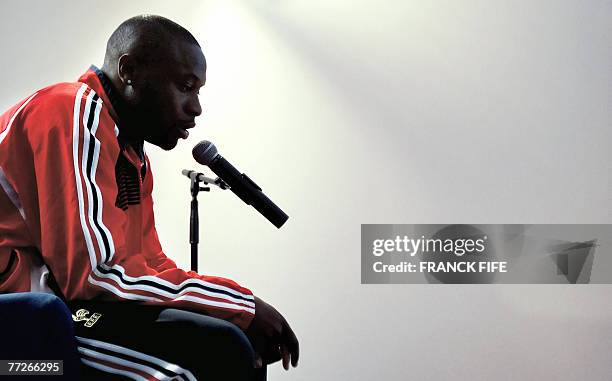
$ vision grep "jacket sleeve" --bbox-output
[29,84,255,330]
[139,175,179,273]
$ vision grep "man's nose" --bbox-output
[186,96,202,117]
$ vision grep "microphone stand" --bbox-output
[183,169,228,272]
[190,176,209,272]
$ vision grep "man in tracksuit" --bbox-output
[0,15,298,380]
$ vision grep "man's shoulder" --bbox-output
[19,81,113,130]
[1,82,76,124]
[28,81,86,114]
[7,80,118,149]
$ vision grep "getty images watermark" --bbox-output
[361,225,612,284]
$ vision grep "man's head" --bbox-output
[102,15,206,150]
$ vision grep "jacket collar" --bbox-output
[78,66,144,159]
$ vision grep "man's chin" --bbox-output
[147,137,179,151]
[160,140,179,151]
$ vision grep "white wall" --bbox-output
[1,1,611,380]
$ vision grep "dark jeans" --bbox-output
[0,292,81,380]
[69,300,267,381]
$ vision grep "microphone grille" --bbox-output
[192,140,218,165]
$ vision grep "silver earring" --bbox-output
[127,79,132,85]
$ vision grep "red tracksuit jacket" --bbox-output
[0,67,255,329]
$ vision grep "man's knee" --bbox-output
[157,309,257,376]
[0,293,72,330]
[215,319,255,361]
[159,309,252,350]
[37,294,74,329]
[169,311,254,360]
[208,320,257,379]
[0,293,79,364]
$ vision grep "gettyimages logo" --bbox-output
[372,235,487,257]
[361,224,607,284]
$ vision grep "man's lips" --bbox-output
[177,122,196,139]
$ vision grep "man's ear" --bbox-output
[116,54,141,104]
[117,54,136,87]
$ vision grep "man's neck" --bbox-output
[95,66,144,151]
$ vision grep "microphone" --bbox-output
[192,140,289,228]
